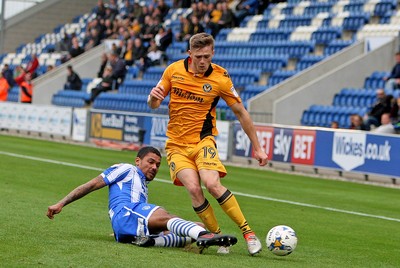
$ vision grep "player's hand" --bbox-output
[254,150,268,166]
[150,85,165,101]
[47,203,63,219]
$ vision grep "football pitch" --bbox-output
[0,134,399,268]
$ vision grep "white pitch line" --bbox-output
[2,150,400,223]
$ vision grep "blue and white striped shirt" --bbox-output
[101,163,149,217]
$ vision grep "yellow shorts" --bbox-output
[165,136,227,186]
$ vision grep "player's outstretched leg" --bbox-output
[196,231,237,248]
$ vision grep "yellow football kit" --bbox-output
[157,57,242,185]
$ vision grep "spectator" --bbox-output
[108,51,127,90]
[349,114,368,131]
[64,65,82,91]
[131,37,148,71]
[15,72,33,103]
[46,65,55,73]
[140,15,159,42]
[330,121,339,129]
[25,53,39,78]
[187,2,206,21]
[383,52,400,90]
[103,18,116,39]
[393,96,400,123]
[87,66,114,104]
[0,72,10,101]
[219,2,236,29]
[388,94,399,122]
[156,0,170,21]
[62,37,84,63]
[119,0,134,19]
[56,34,72,53]
[364,89,391,129]
[1,64,15,87]
[13,65,25,81]
[175,15,192,42]
[188,15,205,37]
[132,1,144,23]
[122,38,134,66]
[129,18,142,38]
[234,0,260,26]
[204,2,222,37]
[84,28,102,51]
[154,26,172,52]
[97,53,108,78]
[145,39,164,69]
[104,4,117,22]
[207,2,235,37]
[371,113,395,134]
[94,0,106,19]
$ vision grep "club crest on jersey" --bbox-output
[203,83,212,92]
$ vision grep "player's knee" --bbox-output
[185,183,204,197]
[203,178,223,195]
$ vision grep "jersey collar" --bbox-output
[184,57,213,77]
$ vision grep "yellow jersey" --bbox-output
[158,57,241,144]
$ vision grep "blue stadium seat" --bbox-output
[342,12,370,31]
[142,66,165,80]
[311,26,342,45]
[324,40,353,55]
[51,89,90,108]
[126,66,140,80]
[119,80,158,95]
[268,70,298,86]
[296,55,326,70]
[373,0,396,16]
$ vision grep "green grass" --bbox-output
[1,134,399,267]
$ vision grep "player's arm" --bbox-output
[46,175,106,219]
[230,102,268,166]
[147,84,165,109]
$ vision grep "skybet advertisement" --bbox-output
[233,122,399,178]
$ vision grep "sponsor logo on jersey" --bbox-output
[172,87,205,103]
[172,75,184,81]
[203,83,212,92]
[223,71,230,78]
[170,162,175,171]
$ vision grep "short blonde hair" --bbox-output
[189,33,214,51]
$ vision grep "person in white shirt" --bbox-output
[372,113,395,134]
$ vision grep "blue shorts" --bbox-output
[111,203,159,243]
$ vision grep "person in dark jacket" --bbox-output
[64,65,82,90]
[383,52,400,90]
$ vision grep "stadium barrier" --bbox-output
[0,102,88,141]
[1,104,398,184]
[232,122,399,184]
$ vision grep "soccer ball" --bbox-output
[266,225,298,256]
